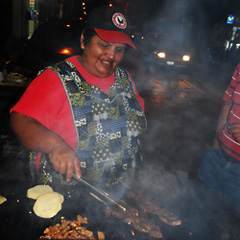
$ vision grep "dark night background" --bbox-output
[1,1,240,240]
[1,0,240,53]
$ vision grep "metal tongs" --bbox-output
[72,174,129,212]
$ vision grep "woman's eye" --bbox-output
[100,43,109,48]
[116,48,124,53]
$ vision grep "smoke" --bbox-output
[125,0,235,176]
[120,0,227,220]
[119,3,240,239]
[137,164,195,205]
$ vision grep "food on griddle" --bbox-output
[105,205,138,220]
[27,184,54,200]
[126,189,182,226]
[132,217,163,238]
[105,206,163,238]
[156,208,182,226]
[105,206,139,225]
[33,192,64,218]
[40,215,105,239]
[0,195,7,204]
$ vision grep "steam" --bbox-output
[122,0,236,220]
[137,164,194,205]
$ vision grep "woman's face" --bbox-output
[80,35,126,78]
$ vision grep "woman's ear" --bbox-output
[80,33,85,49]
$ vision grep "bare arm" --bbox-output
[212,101,231,148]
[10,111,81,181]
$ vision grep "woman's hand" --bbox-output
[228,123,240,142]
[10,111,81,181]
[48,145,81,182]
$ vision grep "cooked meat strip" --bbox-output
[126,189,182,226]
[105,206,163,238]
[156,208,182,226]
[105,206,138,220]
[133,217,163,238]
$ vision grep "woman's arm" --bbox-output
[10,111,81,181]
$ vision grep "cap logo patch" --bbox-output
[112,12,127,29]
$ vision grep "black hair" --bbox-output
[82,28,97,46]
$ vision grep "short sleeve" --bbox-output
[223,64,240,104]
[11,68,67,130]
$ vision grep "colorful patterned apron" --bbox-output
[30,60,147,186]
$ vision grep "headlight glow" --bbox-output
[157,52,166,58]
[183,55,190,61]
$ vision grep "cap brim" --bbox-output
[94,28,136,50]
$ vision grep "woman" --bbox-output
[10,6,147,187]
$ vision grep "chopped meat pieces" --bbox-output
[40,215,105,239]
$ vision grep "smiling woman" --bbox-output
[10,5,147,188]
[79,35,126,78]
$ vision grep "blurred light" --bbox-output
[66,24,71,27]
[84,11,87,15]
[109,3,113,7]
[82,2,85,5]
[227,14,234,24]
[83,6,86,9]
[182,55,190,61]
[225,40,230,51]
[58,48,73,55]
[157,52,166,58]
[131,34,135,38]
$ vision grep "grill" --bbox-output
[1,179,240,240]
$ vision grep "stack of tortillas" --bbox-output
[27,185,64,218]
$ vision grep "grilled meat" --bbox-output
[126,189,182,226]
[105,206,163,238]
[133,217,163,238]
[40,215,105,239]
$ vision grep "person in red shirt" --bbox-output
[10,6,147,186]
[198,63,240,214]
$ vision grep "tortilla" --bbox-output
[0,195,7,205]
[27,185,53,200]
[33,192,64,218]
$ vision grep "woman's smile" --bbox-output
[80,35,126,78]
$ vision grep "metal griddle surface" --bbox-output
[1,180,240,240]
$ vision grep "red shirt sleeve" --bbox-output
[10,68,77,149]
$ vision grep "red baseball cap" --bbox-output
[85,6,136,49]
